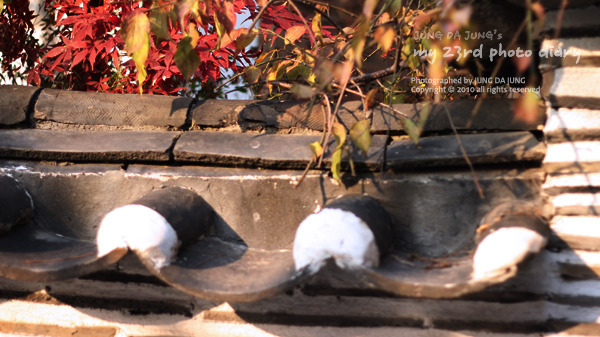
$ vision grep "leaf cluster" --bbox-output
[251,0,439,183]
[0,0,43,84]
[20,0,261,96]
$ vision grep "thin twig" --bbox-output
[382,27,405,175]
[332,76,348,121]
[296,94,330,187]
[348,53,427,84]
[295,157,315,188]
[350,64,399,83]
[332,83,412,120]
[441,104,485,199]
[465,17,528,128]
[525,0,534,80]
[349,79,366,115]
[379,102,412,119]
[268,80,293,88]
[320,95,329,145]
[553,0,568,40]
[318,93,334,168]
[287,0,317,46]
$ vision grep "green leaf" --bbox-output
[402,118,421,145]
[403,37,422,70]
[350,120,371,156]
[332,122,347,146]
[243,66,261,84]
[169,6,179,27]
[174,36,201,80]
[331,122,347,184]
[290,84,315,100]
[331,146,343,184]
[406,55,421,70]
[236,30,257,53]
[275,60,289,80]
[314,60,334,86]
[150,6,172,42]
[401,37,416,61]
[389,0,402,15]
[309,141,323,158]
[402,104,430,145]
[286,64,312,80]
[418,102,431,128]
[350,18,369,66]
[421,38,432,51]
[390,93,405,104]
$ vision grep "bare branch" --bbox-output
[349,64,399,84]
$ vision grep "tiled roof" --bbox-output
[0,84,551,303]
[2,3,600,332]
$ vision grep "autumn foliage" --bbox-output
[0,0,42,84]
[11,0,263,95]
[2,0,435,98]
[2,0,433,98]
[1,0,544,182]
